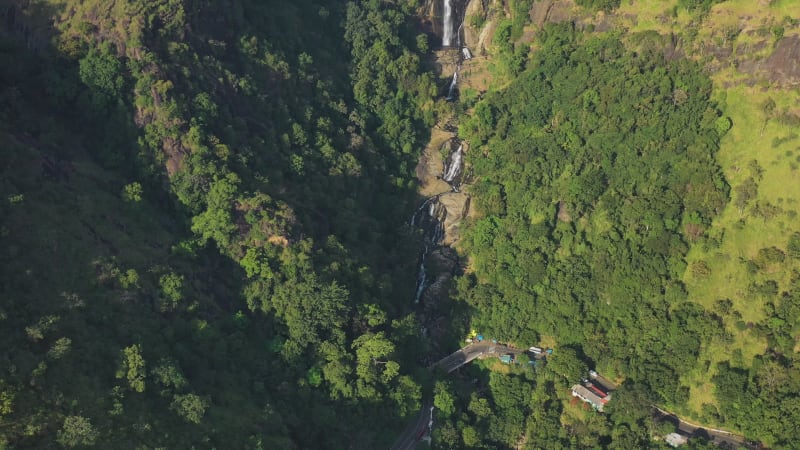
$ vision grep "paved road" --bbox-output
[390,343,526,449]
[652,407,756,449]
[391,344,758,449]
[592,378,751,448]
[390,402,433,450]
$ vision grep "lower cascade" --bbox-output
[445,71,458,101]
[442,142,464,186]
[410,195,447,303]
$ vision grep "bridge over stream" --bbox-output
[390,343,525,450]
[430,341,524,373]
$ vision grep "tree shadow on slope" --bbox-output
[0,3,301,448]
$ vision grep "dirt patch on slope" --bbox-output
[530,0,576,27]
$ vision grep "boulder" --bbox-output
[421,247,459,306]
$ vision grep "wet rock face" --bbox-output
[698,34,800,87]
[419,0,469,49]
[422,0,441,17]
[428,246,459,274]
[411,191,469,247]
[421,246,459,306]
[415,130,457,197]
[411,134,470,307]
[409,189,469,311]
[441,139,464,185]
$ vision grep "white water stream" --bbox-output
[442,0,454,46]
[442,143,463,183]
[445,71,458,101]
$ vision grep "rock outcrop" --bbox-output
[463,0,485,50]
[415,129,456,197]
[758,35,800,87]
[463,0,499,55]
[438,192,470,246]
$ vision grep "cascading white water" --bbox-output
[413,249,428,304]
[410,195,448,304]
[442,0,454,47]
[424,405,435,443]
[411,0,472,305]
[456,7,465,48]
[431,220,444,244]
[410,197,435,226]
[442,144,463,183]
[426,198,446,244]
[445,72,458,100]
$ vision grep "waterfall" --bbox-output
[445,71,458,101]
[442,0,454,47]
[462,47,472,60]
[423,405,435,443]
[456,7,465,48]
[425,198,446,244]
[413,249,428,304]
[410,197,435,226]
[410,195,448,304]
[442,144,463,183]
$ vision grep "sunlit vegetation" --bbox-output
[3,0,799,448]
[439,2,800,444]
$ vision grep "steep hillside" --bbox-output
[0,1,439,448]
[3,0,798,448]
[429,0,800,448]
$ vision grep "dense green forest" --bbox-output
[460,24,730,398]
[441,17,800,449]
[3,0,800,448]
[0,0,438,448]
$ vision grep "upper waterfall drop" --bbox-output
[442,0,454,47]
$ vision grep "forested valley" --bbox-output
[1,0,438,448]
[2,0,800,449]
